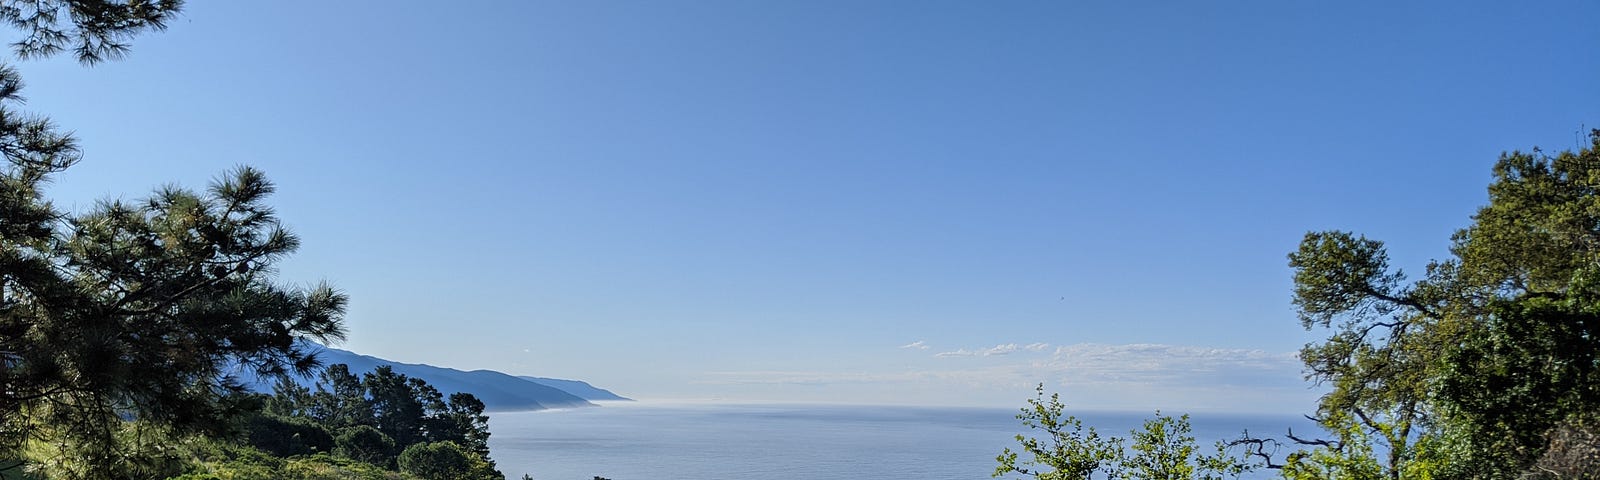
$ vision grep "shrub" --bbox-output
[333,425,396,466]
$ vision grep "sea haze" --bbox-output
[488,403,1318,480]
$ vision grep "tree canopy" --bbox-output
[1,0,184,64]
[996,131,1600,480]
[994,385,1254,480]
[0,80,348,472]
[0,2,360,476]
[254,363,501,479]
[1285,130,1600,478]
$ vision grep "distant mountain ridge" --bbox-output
[241,344,630,411]
[516,376,632,401]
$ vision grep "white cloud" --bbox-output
[935,342,1051,357]
[983,343,1020,356]
[1045,343,1301,389]
[899,340,930,350]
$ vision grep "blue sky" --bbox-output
[15,1,1600,412]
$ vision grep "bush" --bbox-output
[333,425,396,466]
[398,442,471,478]
[246,414,335,457]
[398,441,502,480]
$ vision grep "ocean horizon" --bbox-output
[488,401,1320,480]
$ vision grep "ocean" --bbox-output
[486,402,1317,480]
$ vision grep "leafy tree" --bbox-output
[1125,413,1195,479]
[397,441,500,480]
[995,385,1255,480]
[440,391,492,456]
[260,362,501,476]
[1286,130,1600,477]
[995,385,1123,479]
[333,424,396,466]
[398,441,471,479]
[1124,412,1252,480]
[1276,411,1386,480]
[309,363,376,430]
[244,412,334,457]
[364,366,427,447]
[267,376,317,419]
[410,379,491,455]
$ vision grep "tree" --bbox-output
[364,366,426,447]
[1,0,185,65]
[1286,230,1440,478]
[1286,130,1600,477]
[244,412,334,457]
[995,385,1123,479]
[333,424,395,466]
[260,362,501,475]
[0,157,348,474]
[1125,413,1233,480]
[1276,411,1387,480]
[398,441,501,480]
[440,391,492,456]
[994,385,1255,480]
[308,363,374,430]
[0,3,351,474]
[1,108,346,476]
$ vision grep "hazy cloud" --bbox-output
[935,342,1051,357]
[699,342,1312,411]
[1046,343,1300,388]
[899,340,930,350]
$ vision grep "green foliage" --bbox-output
[0,0,184,64]
[1285,130,1600,477]
[18,420,193,480]
[398,442,469,479]
[1124,413,1249,480]
[1126,413,1193,479]
[0,9,352,469]
[266,363,497,466]
[397,441,500,480]
[995,385,1256,480]
[0,156,349,472]
[0,4,511,479]
[248,364,501,477]
[244,413,334,457]
[439,392,493,456]
[364,366,428,447]
[333,425,396,467]
[0,34,347,471]
[184,451,416,480]
[1276,412,1386,480]
[309,364,376,430]
[995,385,1122,479]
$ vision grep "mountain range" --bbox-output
[242,344,631,411]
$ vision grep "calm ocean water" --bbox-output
[486,403,1317,480]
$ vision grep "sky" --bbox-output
[12,1,1600,412]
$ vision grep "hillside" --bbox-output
[241,344,629,411]
[518,376,633,401]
